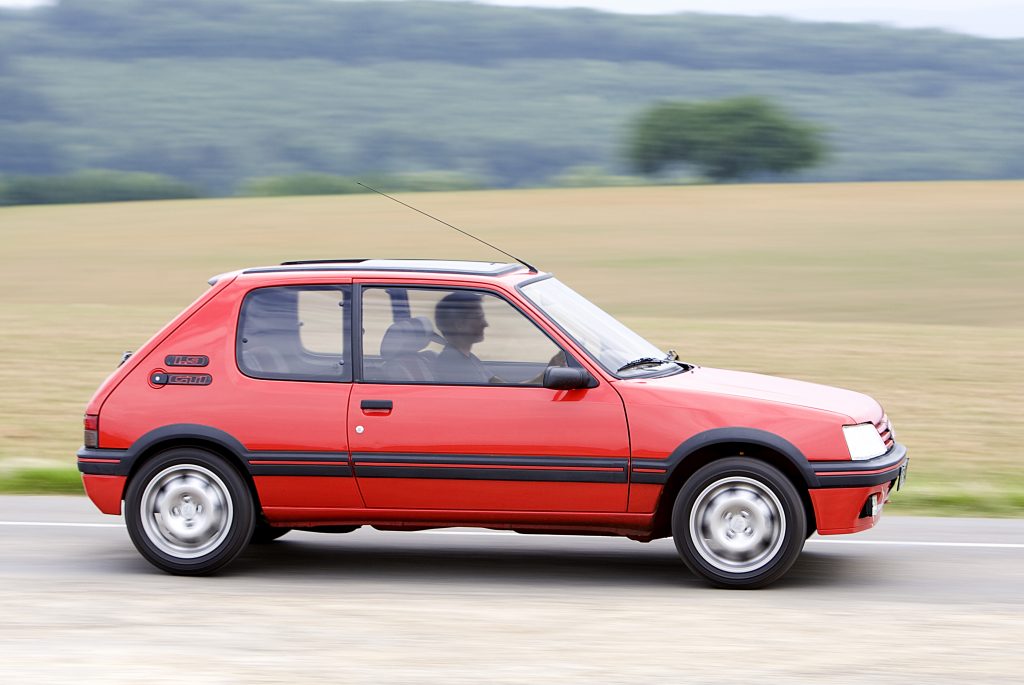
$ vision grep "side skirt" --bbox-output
[261,507,655,537]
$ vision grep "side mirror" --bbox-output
[543,366,597,390]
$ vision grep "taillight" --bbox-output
[84,414,99,448]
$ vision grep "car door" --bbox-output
[233,283,361,510]
[347,282,630,512]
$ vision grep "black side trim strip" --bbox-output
[249,464,353,477]
[629,459,671,485]
[355,466,625,483]
[352,452,628,483]
[352,453,627,469]
[247,451,350,462]
[83,425,630,483]
[246,450,353,477]
[79,426,356,478]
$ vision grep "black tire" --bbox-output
[124,448,255,575]
[672,457,806,589]
[250,521,291,544]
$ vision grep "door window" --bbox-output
[361,287,565,385]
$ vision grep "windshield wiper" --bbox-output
[617,357,671,373]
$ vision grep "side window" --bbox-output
[362,287,565,385]
[238,285,351,382]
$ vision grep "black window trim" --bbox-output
[235,283,353,384]
[354,282,593,389]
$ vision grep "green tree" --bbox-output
[627,97,826,181]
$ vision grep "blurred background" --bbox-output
[2,2,1024,683]
[2,0,1024,196]
[1,0,1022,516]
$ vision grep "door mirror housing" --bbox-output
[543,366,597,390]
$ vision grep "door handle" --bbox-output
[361,399,393,414]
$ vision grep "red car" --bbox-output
[78,259,907,588]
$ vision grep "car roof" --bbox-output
[241,259,529,277]
[213,259,551,288]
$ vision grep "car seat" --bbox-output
[379,316,442,382]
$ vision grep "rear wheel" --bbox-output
[125,448,254,575]
[672,458,806,589]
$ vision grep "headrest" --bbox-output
[380,316,441,358]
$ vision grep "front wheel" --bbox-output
[124,448,255,575]
[672,458,806,589]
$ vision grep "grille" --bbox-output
[875,414,895,450]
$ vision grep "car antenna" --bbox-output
[356,182,538,273]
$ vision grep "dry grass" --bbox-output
[2,181,1022,513]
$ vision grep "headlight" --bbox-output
[842,423,887,460]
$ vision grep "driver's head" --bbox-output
[435,292,488,347]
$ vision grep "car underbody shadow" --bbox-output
[222,531,865,590]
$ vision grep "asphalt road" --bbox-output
[1,496,1022,683]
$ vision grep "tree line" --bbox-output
[1,0,1021,191]
[0,97,826,204]
[6,0,1023,79]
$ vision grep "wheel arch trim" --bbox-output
[631,427,820,488]
[79,424,252,476]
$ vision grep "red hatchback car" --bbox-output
[78,259,907,588]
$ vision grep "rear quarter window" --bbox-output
[237,285,351,382]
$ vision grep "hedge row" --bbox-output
[0,170,201,205]
[0,170,489,205]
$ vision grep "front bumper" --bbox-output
[810,442,908,488]
[808,443,908,535]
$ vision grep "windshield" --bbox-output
[521,277,677,377]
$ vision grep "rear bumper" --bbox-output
[78,447,129,515]
[809,444,908,535]
[77,447,131,476]
[81,474,126,515]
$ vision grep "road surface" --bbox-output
[1,496,1022,683]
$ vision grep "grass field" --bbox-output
[2,181,1022,515]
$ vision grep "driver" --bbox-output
[434,292,492,383]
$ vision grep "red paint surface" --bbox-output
[81,265,900,541]
[82,475,125,515]
[615,371,872,464]
[809,484,891,535]
[628,483,662,513]
[347,330,629,510]
[254,476,364,509]
[356,478,627,512]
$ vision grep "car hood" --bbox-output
[638,366,883,424]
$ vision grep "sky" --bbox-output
[474,1,1024,39]
[2,0,1022,39]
